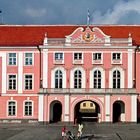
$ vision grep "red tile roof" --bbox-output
[0,25,140,46]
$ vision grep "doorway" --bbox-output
[113,101,125,123]
[50,101,62,123]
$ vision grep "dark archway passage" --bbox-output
[50,101,62,123]
[113,101,125,123]
[74,100,100,123]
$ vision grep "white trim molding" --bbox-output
[131,95,137,122]
[90,67,105,88]
[18,52,23,94]
[38,94,44,122]
[70,66,85,88]
[51,66,66,88]
[64,95,70,122]
[43,49,48,88]
[105,95,110,122]
[109,66,124,88]
[128,49,133,88]
[0,52,6,94]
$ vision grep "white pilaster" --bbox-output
[128,49,133,88]
[43,49,48,88]
[64,95,69,121]
[105,95,110,122]
[131,95,137,122]
[38,94,44,122]
[18,52,23,94]
[0,53,6,94]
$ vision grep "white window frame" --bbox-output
[113,70,121,89]
[7,100,17,117]
[23,100,34,117]
[8,53,17,66]
[111,52,122,64]
[24,52,34,66]
[90,67,105,89]
[74,70,82,88]
[54,70,63,88]
[109,67,124,88]
[7,74,17,90]
[70,67,85,88]
[93,70,102,89]
[51,67,66,88]
[53,52,64,64]
[73,52,83,64]
[24,74,34,90]
[92,52,103,64]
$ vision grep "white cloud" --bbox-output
[92,0,140,24]
[25,8,47,18]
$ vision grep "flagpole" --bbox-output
[0,10,3,24]
[87,9,90,27]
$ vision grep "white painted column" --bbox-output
[131,95,137,122]
[18,52,23,94]
[0,53,6,94]
[64,95,70,122]
[128,49,133,88]
[105,95,110,122]
[38,94,44,122]
[43,49,48,88]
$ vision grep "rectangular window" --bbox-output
[8,53,16,65]
[55,53,63,60]
[24,102,32,116]
[93,53,101,60]
[8,75,16,90]
[8,101,16,116]
[25,53,33,65]
[74,53,82,60]
[112,53,121,60]
[25,75,33,90]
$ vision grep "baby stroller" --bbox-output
[66,131,75,140]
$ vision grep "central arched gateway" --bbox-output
[74,100,100,123]
[50,101,62,123]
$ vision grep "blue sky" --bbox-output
[0,0,140,25]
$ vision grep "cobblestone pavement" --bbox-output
[0,123,140,140]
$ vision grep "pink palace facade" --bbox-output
[0,25,140,123]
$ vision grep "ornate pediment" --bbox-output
[65,27,110,45]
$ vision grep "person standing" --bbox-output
[62,126,67,140]
[78,122,83,138]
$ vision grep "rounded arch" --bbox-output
[90,67,105,88]
[51,66,66,88]
[70,66,85,88]
[109,66,124,88]
[71,97,104,122]
[113,100,125,123]
[49,100,62,123]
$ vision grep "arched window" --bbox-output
[74,70,82,88]
[8,101,16,116]
[113,70,121,88]
[24,101,33,116]
[55,70,63,88]
[94,70,101,88]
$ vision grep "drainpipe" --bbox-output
[37,45,42,88]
